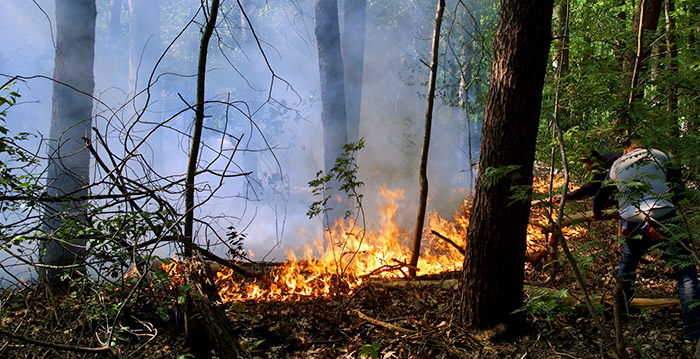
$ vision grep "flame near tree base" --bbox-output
[164,178,583,303]
[215,185,470,302]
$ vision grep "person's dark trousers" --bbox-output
[617,210,700,339]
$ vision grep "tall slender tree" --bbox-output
[342,0,366,143]
[460,0,553,330]
[41,0,97,284]
[127,0,161,96]
[409,0,445,278]
[617,0,663,130]
[315,0,349,223]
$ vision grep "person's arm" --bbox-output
[565,181,601,201]
[564,171,607,201]
[667,161,685,203]
[592,173,615,219]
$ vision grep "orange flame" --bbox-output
[211,177,585,302]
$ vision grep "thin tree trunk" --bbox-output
[616,0,663,130]
[664,0,679,138]
[108,0,123,35]
[127,0,161,95]
[343,0,366,143]
[184,1,220,357]
[408,0,445,278]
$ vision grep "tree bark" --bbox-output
[184,1,220,356]
[342,0,366,143]
[663,0,679,137]
[41,0,96,284]
[460,0,553,330]
[315,0,348,173]
[315,0,349,223]
[408,0,445,278]
[617,0,663,130]
[184,259,244,359]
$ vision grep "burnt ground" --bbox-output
[1,217,699,358]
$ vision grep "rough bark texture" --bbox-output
[41,0,96,282]
[342,0,366,143]
[184,260,244,359]
[460,0,553,330]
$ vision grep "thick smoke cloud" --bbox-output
[0,0,481,276]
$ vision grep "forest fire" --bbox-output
[209,177,585,303]
[214,185,469,302]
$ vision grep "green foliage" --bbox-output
[480,165,521,188]
[245,339,265,353]
[514,288,574,323]
[0,85,41,213]
[307,139,365,220]
[358,342,381,359]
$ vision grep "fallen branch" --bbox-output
[355,309,415,334]
[192,245,275,287]
[430,230,465,255]
[367,279,681,312]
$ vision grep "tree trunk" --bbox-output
[315,0,349,223]
[664,0,679,138]
[553,0,571,129]
[127,0,161,95]
[408,0,445,278]
[184,259,244,359]
[460,0,553,330]
[108,0,123,36]
[41,0,96,284]
[184,1,220,356]
[342,0,366,143]
[617,0,663,130]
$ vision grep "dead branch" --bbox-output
[367,279,681,312]
[191,244,275,287]
[430,230,465,255]
[355,308,482,356]
[0,326,120,358]
[355,309,415,334]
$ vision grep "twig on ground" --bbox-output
[0,326,121,358]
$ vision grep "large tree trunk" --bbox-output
[315,0,349,223]
[41,0,96,284]
[315,0,348,174]
[460,0,553,330]
[342,0,366,143]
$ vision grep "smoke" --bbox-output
[0,0,485,277]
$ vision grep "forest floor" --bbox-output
[1,214,699,358]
